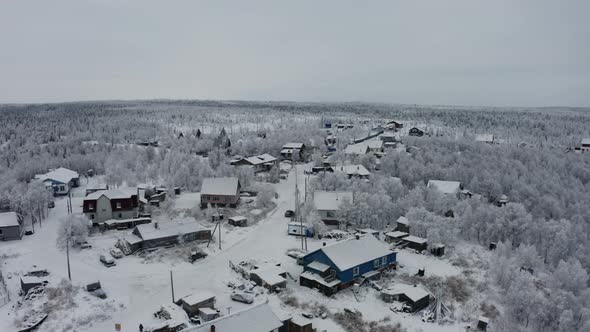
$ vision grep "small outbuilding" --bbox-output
[20,276,48,294]
[396,216,410,233]
[408,127,425,137]
[381,283,430,312]
[402,235,428,252]
[384,231,408,243]
[430,243,445,256]
[176,292,216,317]
[228,216,248,227]
[0,211,23,241]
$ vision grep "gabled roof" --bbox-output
[134,222,206,241]
[397,216,409,225]
[35,167,78,184]
[186,303,282,332]
[403,235,427,244]
[0,212,19,227]
[243,153,277,165]
[382,283,429,302]
[427,180,461,195]
[283,142,305,149]
[344,143,369,155]
[313,191,353,211]
[201,177,239,196]
[331,165,370,177]
[310,235,392,271]
[85,188,136,200]
[582,138,590,145]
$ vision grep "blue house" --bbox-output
[300,235,397,295]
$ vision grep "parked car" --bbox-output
[110,248,124,259]
[99,254,116,267]
[230,291,254,304]
[80,241,92,249]
[48,201,55,209]
[284,210,295,218]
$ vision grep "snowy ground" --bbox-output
[0,165,475,332]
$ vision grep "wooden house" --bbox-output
[280,143,306,161]
[385,120,403,131]
[83,189,139,226]
[228,216,247,227]
[231,153,278,172]
[126,222,211,252]
[249,263,287,292]
[384,231,408,243]
[300,235,397,295]
[200,177,241,208]
[408,127,425,137]
[396,216,410,233]
[313,191,353,227]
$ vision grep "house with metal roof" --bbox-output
[300,235,397,295]
[200,177,241,208]
[186,303,283,332]
[426,180,462,195]
[34,167,79,196]
[83,189,139,225]
[280,143,306,161]
[231,153,278,172]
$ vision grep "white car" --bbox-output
[100,254,116,267]
[230,291,254,304]
[110,248,124,259]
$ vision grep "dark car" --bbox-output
[284,210,295,218]
[48,201,55,209]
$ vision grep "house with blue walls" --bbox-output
[34,167,80,196]
[299,235,397,295]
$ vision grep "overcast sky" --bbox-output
[1,0,589,107]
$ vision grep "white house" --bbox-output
[426,180,462,195]
[313,191,353,226]
[34,167,79,195]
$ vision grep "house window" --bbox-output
[353,266,359,276]
[116,202,122,209]
[326,211,335,218]
[374,259,380,268]
[382,256,388,265]
[118,213,122,218]
[90,214,94,219]
[88,204,94,211]
[59,185,65,191]
[0,229,3,235]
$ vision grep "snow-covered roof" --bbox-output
[20,276,47,284]
[357,228,379,234]
[307,261,331,273]
[0,211,19,227]
[582,138,590,145]
[397,216,409,225]
[314,234,392,271]
[403,235,428,245]
[85,188,136,200]
[300,271,341,287]
[242,153,277,166]
[252,265,286,286]
[344,143,369,155]
[198,307,217,315]
[283,142,304,149]
[134,222,207,241]
[186,303,282,332]
[313,191,353,211]
[427,180,461,195]
[475,134,494,143]
[366,140,383,149]
[229,216,247,222]
[385,231,408,238]
[35,167,78,184]
[331,165,370,177]
[200,177,239,196]
[103,217,150,226]
[382,283,429,302]
[179,291,215,306]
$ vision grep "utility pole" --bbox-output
[170,270,175,303]
[66,237,72,281]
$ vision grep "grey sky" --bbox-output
[1,0,589,106]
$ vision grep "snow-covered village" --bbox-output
[1,2,590,332]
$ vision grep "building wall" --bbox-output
[0,225,22,241]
